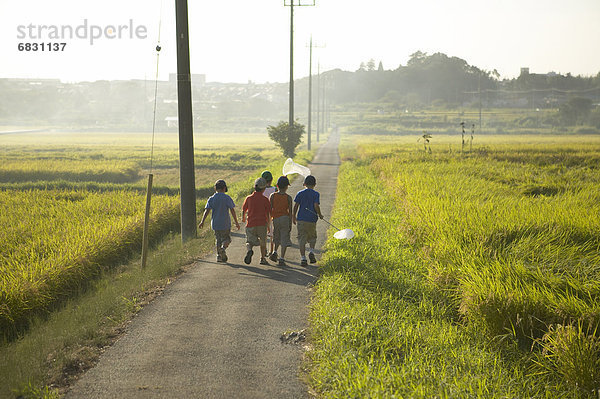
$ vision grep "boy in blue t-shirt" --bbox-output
[199,179,240,262]
[292,175,323,266]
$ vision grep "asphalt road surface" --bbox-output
[66,131,340,398]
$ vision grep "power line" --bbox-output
[463,86,600,95]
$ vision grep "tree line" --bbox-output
[317,51,600,109]
[2,51,599,130]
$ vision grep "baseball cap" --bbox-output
[261,170,273,182]
[303,175,316,186]
[254,177,267,190]
[276,175,290,188]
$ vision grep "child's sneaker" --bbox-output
[278,258,286,267]
[260,257,269,265]
[269,251,278,262]
[300,258,308,267]
[244,249,253,265]
[216,255,224,263]
[218,247,228,262]
[309,252,317,263]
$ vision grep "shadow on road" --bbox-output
[200,259,318,287]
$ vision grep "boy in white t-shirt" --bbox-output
[261,170,276,256]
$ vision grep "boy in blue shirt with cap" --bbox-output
[292,175,323,266]
[199,179,240,262]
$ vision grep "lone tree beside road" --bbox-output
[267,121,305,158]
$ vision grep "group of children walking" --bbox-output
[198,170,323,267]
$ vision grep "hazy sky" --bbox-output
[1,0,599,83]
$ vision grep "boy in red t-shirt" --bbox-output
[242,177,271,265]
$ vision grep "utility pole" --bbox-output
[175,0,196,242]
[326,80,331,129]
[288,1,294,127]
[307,36,312,150]
[321,73,326,136]
[284,0,315,128]
[307,38,324,150]
[316,62,320,143]
[478,72,482,131]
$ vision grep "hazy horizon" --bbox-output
[1,0,599,84]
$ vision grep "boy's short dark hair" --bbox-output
[215,179,227,192]
[276,175,290,189]
[261,170,273,183]
[304,175,316,186]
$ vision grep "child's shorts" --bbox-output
[245,225,267,247]
[214,229,231,249]
[272,215,292,248]
[297,220,317,247]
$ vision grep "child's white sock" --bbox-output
[301,256,307,260]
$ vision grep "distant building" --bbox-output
[165,116,178,128]
[520,67,530,76]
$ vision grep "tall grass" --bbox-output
[370,145,600,341]
[0,189,180,338]
[310,162,555,398]
[310,135,600,397]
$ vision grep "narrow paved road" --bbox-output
[66,132,340,398]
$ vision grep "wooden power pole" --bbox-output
[175,0,197,242]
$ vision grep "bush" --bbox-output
[267,120,305,158]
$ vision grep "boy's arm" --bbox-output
[292,202,299,225]
[314,203,324,219]
[241,198,249,223]
[230,208,240,230]
[287,195,293,219]
[198,208,211,228]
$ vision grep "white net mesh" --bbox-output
[282,158,311,177]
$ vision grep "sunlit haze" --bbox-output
[1,0,599,83]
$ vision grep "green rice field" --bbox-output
[311,133,600,397]
[0,131,304,340]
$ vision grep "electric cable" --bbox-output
[149,0,163,174]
